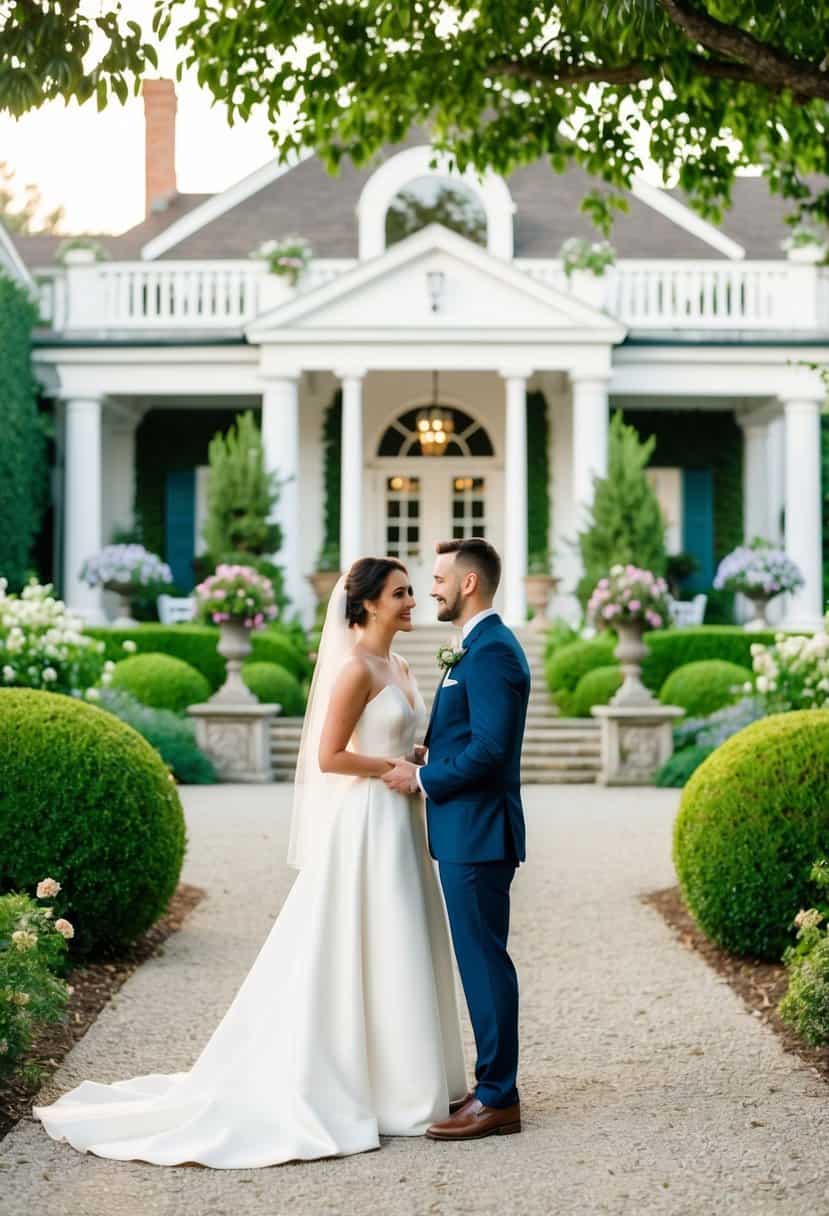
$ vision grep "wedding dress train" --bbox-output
[33,680,467,1168]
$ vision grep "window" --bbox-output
[378,407,494,458]
[451,477,487,540]
[385,476,421,559]
[385,176,488,248]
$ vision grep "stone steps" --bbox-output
[269,624,600,785]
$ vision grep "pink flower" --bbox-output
[603,604,620,619]
[36,877,61,899]
[54,918,74,940]
[628,600,641,612]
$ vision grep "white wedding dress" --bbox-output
[33,679,468,1168]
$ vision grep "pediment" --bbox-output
[246,225,625,342]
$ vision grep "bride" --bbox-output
[33,557,468,1168]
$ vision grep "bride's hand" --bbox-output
[406,744,427,765]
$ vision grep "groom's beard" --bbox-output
[434,589,463,623]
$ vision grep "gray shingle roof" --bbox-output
[9,149,805,268]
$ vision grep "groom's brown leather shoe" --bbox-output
[426,1098,521,1140]
[448,1091,474,1115]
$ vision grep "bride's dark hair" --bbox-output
[345,557,408,627]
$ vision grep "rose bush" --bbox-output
[587,565,670,633]
[195,564,278,629]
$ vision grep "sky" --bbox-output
[0,1,279,235]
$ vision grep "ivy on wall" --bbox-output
[621,408,743,622]
[135,407,246,558]
[527,390,550,563]
[821,416,829,608]
[0,273,46,589]
[321,389,342,558]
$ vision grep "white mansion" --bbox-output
[6,80,829,629]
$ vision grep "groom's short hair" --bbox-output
[436,537,501,596]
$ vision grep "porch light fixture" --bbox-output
[426,269,446,313]
[416,371,454,456]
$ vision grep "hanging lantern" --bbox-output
[416,371,454,456]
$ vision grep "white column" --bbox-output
[338,371,365,571]
[64,397,105,623]
[739,416,771,543]
[782,395,824,631]
[767,415,786,544]
[571,374,609,524]
[502,371,530,626]
[261,376,302,614]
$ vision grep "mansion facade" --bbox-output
[7,79,829,629]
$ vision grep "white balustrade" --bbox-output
[39,256,825,334]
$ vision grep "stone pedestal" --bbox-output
[188,702,279,783]
[591,704,684,786]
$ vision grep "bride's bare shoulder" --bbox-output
[332,653,373,695]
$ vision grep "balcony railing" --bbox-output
[38,255,827,335]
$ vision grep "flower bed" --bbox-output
[0,580,109,694]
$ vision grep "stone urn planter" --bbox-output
[188,621,278,782]
[591,620,683,785]
[609,620,655,708]
[308,569,341,616]
[103,581,139,628]
[524,573,559,631]
[743,592,774,632]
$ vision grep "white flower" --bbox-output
[2,665,15,683]
[54,918,74,940]
[36,877,61,899]
[85,687,100,701]
[122,639,137,653]
[42,666,57,682]
[11,929,37,951]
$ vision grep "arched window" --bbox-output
[377,406,495,458]
[385,176,488,249]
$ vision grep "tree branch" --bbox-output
[658,0,829,101]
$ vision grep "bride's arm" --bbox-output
[318,658,395,778]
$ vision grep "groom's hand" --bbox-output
[382,757,419,794]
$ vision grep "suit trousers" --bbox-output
[438,857,519,1109]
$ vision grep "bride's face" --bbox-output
[367,569,415,633]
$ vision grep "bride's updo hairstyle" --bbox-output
[345,557,408,627]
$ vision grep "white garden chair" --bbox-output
[668,593,707,627]
[157,594,196,625]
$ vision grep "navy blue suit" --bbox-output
[419,612,530,1108]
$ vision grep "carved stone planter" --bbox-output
[188,702,279,783]
[188,621,279,781]
[591,703,685,785]
[743,591,774,632]
[590,620,683,784]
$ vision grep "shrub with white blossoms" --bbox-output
[0,580,112,695]
[80,544,173,594]
[587,565,671,632]
[250,235,312,285]
[713,539,804,599]
[749,620,829,713]
[195,563,278,629]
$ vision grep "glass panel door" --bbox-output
[384,475,421,560]
[451,475,486,540]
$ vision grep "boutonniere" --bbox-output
[437,644,466,672]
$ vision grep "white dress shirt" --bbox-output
[414,608,500,795]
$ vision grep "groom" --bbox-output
[383,537,530,1140]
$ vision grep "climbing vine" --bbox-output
[0,273,46,589]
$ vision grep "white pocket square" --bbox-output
[442,676,459,687]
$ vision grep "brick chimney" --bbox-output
[142,78,178,217]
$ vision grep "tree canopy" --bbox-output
[0,2,827,231]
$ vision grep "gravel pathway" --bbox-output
[2,784,827,1216]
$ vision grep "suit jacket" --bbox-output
[419,613,530,864]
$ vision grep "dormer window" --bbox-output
[385,176,488,249]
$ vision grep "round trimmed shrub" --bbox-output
[572,665,622,717]
[0,689,186,958]
[673,711,829,960]
[257,629,312,681]
[110,653,210,713]
[659,659,751,717]
[242,662,305,716]
[544,636,617,710]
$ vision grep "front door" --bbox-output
[373,464,502,622]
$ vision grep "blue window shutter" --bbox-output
[165,470,196,591]
[682,468,714,593]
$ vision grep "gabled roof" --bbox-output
[246,222,627,343]
[0,221,34,287]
